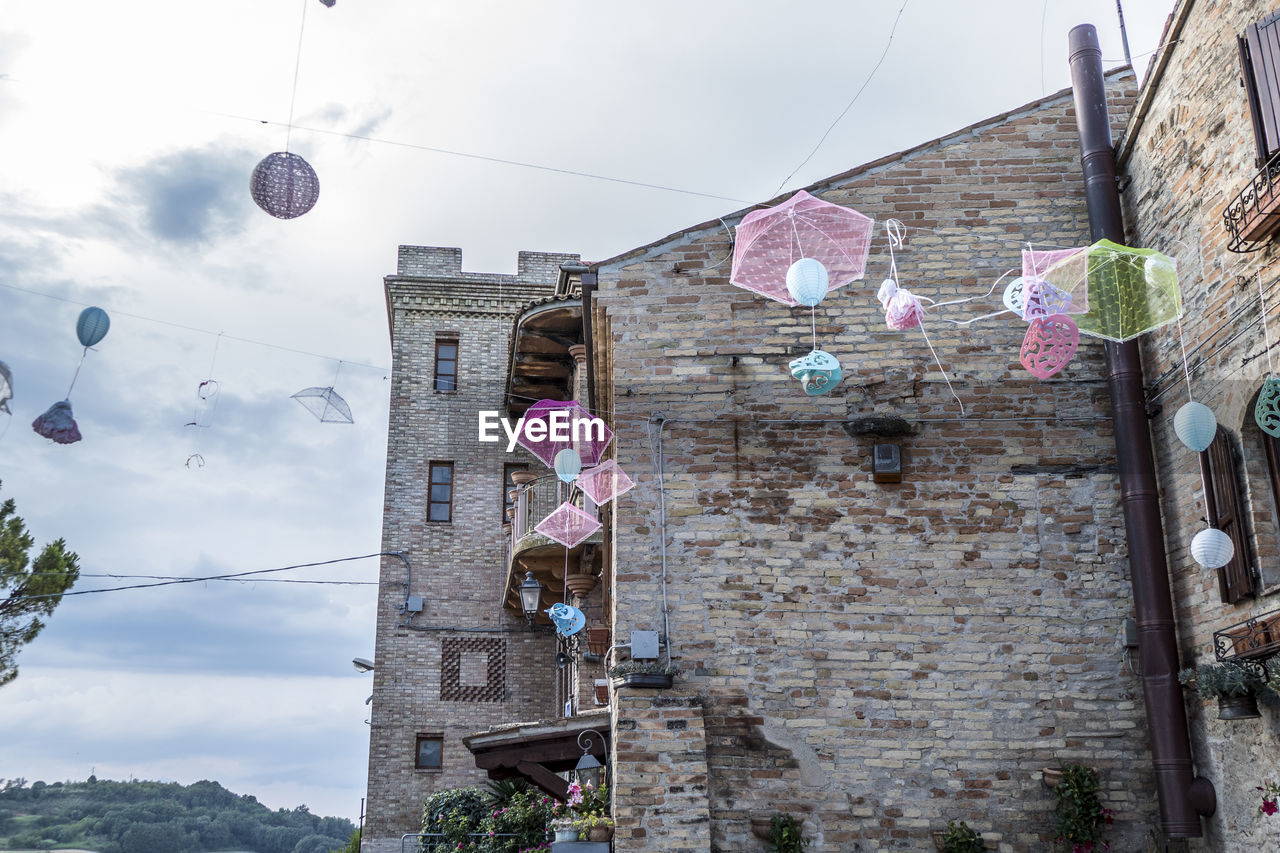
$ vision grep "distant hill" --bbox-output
[0,778,356,853]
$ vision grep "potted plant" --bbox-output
[1052,764,1113,852]
[549,797,578,842]
[766,813,807,853]
[1178,662,1268,719]
[608,660,680,689]
[933,820,983,852]
[568,780,613,842]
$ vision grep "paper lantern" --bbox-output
[788,349,842,396]
[250,152,320,219]
[76,307,110,348]
[1191,527,1235,569]
[785,258,829,307]
[1019,314,1079,379]
[1173,401,1217,452]
[1256,377,1280,438]
[554,448,582,483]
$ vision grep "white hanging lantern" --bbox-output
[1191,527,1234,569]
[554,448,582,483]
[786,258,829,307]
[1173,401,1217,453]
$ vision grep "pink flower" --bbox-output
[1263,798,1278,816]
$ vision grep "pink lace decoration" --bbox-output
[731,190,873,305]
[877,279,924,331]
[1021,278,1073,320]
[517,399,613,467]
[578,460,635,504]
[1022,247,1088,315]
[1019,314,1079,379]
[534,501,602,548]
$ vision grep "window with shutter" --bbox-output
[1240,10,1280,166]
[1201,427,1257,603]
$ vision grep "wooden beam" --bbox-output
[517,760,570,800]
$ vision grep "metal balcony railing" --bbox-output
[1225,151,1280,253]
[508,474,598,557]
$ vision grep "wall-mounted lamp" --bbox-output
[519,571,544,625]
[352,657,375,673]
[575,729,605,787]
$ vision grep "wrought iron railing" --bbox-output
[1214,607,1280,666]
[509,474,598,554]
[1225,151,1280,253]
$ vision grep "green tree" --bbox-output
[0,483,79,686]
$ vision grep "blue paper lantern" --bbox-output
[788,349,843,396]
[1191,527,1234,569]
[1173,401,1216,452]
[786,258,829,307]
[1257,377,1280,438]
[76,307,110,348]
[554,448,582,483]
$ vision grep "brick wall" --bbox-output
[364,247,579,852]
[594,75,1153,851]
[1121,0,1280,849]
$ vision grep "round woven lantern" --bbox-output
[250,152,320,219]
[1173,401,1216,453]
[1191,527,1234,569]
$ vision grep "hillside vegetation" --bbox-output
[0,778,356,853]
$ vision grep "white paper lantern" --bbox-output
[1191,527,1235,569]
[1173,401,1217,452]
[250,152,320,219]
[786,258,829,307]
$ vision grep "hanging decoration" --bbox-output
[251,0,320,219]
[0,360,12,416]
[546,602,586,637]
[292,360,352,423]
[577,459,635,505]
[1019,314,1080,380]
[32,400,81,445]
[76,307,111,347]
[1173,401,1217,453]
[517,399,612,466]
[730,190,873,305]
[1191,527,1235,569]
[34,306,111,445]
[534,501,602,548]
[554,448,582,483]
[185,334,223,468]
[789,350,843,396]
[785,258,830,307]
[1257,378,1280,439]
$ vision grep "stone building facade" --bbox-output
[1121,0,1280,849]
[364,247,578,852]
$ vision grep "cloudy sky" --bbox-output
[0,0,1175,823]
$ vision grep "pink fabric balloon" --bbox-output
[1019,314,1079,379]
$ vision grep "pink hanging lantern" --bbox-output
[534,501,602,548]
[517,399,612,467]
[731,190,873,305]
[578,460,635,505]
[1019,314,1080,379]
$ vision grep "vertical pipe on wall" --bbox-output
[1068,23,1215,839]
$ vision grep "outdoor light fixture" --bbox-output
[352,657,374,673]
[519,571,544,624]
[575,729,605,787]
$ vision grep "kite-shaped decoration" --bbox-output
[32,400,81,445]
[877,278,925,331]
[731,190,873,305]
[1035,240,1179,341]
[251,152,320,219]
[534,501,602,548]
[1256,377,1280,438]
[578,460,635,505]
[518,399,612,466]
[0,360,12,415]
[1019,314,1079,379]
[292,387,353,424]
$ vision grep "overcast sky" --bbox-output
[0,0,1176,823]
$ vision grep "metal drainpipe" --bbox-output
[1068,24,1215,838]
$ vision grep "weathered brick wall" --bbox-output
[595,76,1154,852]
[1121,0,1280,849]
[364,248,578,852]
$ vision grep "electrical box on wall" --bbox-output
[631,630,660,660]
[405,596,424,613]
[873,443,902,483]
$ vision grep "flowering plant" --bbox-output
[1051,765,1113,853]
[1258,778,1280,817]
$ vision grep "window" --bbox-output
[434,336,458,391]
[1239,11,1280,165]
[429,462,453,523]
[415,734,443,770]
[1202,427,1257,603]
[503,463,528,514]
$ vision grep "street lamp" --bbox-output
[575,729,605,787]
[352,657,375,673]
[519,572,543,625]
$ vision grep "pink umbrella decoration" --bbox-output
[731,190,873,305]
[517,399,612,466]
[534,501,602,548]
[1019,314,1080,380]
[577,460,635,505]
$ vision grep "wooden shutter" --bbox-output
[1240,11,1280,165]
[1202,428,1256,603]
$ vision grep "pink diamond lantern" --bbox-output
[1022,247,1089,315]
[1019,314,1079,379]
[534,501,602,548]
[731,190,873,305]
[517,399,612,467]
[578,460,635,504]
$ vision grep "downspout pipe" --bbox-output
[1068,24,1215,838]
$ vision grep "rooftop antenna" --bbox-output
[1116,0,1133,66]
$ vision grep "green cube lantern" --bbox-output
[1036,239,1182,342]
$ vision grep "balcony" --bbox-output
[1225,151,1280,252]
[502,473,602,621]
